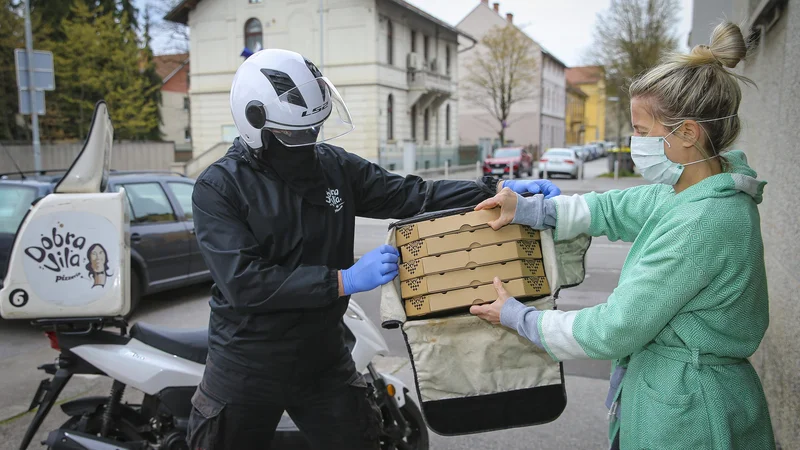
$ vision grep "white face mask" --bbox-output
[630,114,737,186]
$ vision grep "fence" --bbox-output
[377,143,460,172]
[0,141,175,174]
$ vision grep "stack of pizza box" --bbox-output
[396,208,551,318]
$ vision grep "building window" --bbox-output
[387,94,394,140]
[387,20,393,65]
[445,46,451,75]
[411,105,417,140]
[423,107,430,141]
[411,30,417,53]
[245,18,263,51]
[445,104,451,141]
[423,35,430,62]
[183,96,190,111]
[184,128,191,142]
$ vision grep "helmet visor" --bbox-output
[264,77,354,147]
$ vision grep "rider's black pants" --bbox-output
[186,360,382,450]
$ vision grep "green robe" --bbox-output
[540,151,775,449]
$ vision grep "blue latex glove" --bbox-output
[502,180,561,199]
[342,245,399,295]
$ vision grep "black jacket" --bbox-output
[192,139,499,384]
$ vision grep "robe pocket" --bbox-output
[633,379,712,449]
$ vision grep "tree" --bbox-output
[44,0,159,140]
[140,6,163,140]
[588,0,680,129]
[0,1,26,140]
[147,0,190,54]
[463,24,538,145]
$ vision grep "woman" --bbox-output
[470,22,775,449]
[85,243,111,288]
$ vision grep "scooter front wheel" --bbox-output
[381,397,429,450]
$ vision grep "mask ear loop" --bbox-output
[683,114,738,166]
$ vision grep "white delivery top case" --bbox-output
[0,102,131,320]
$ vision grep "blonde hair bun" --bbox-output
[683,22,747,69]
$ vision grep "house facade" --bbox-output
[166,0,469,175]
[457,0,566,157]
[154,54,192,162]
[565,83,587,145]
[565,66,606,143]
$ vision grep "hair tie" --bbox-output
[701,45,724,66]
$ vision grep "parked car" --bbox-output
[538,148,580,179]
[483,146,534,178]
[0,170,209,315]
[570,146,589,162]
[585,144,600,160]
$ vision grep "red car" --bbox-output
[483,146,534,178]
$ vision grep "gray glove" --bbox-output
[511,194,557,230]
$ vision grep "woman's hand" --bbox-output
[469,277,511,325]
[475,188,518,230]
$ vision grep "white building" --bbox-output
[165,0,474,175]
[457,0,566,156]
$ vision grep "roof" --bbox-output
[154,53,190,84]
[165,0,476,43]
[566,66,605,85]
[566,83,588,98]
[540,48,567,69]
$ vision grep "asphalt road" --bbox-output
[0,157,646,448]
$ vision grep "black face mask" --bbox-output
[248,130,328,205]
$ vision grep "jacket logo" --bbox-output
[326,188,344,213]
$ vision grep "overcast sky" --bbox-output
[405,0,695,66]
[143,0,695,66]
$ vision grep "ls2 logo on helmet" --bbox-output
[302,101,330,117]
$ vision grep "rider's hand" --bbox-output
[340,245,399,296]
[475,188,518,230]
[500,180,561,199]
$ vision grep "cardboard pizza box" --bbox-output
[394,209,501,247]
[400,225,540,262]
[401,259,546,299]
[404,276,551,317]
[399,240,543,281]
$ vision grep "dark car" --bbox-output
[483,146,534,178]
[0,170,210,314]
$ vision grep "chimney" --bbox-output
[481,0,488,4]
[493,2,499,13]
[506,12,513,23]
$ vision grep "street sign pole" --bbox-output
[24,0,42,173]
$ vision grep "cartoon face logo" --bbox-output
[85,243,112,288]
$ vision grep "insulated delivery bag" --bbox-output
[381,205,591,435]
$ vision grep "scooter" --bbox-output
[18,299,428,450]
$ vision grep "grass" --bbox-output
[598,170,641,178]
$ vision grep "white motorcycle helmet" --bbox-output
[230,49,354,149]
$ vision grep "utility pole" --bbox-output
[318,0,325,141]
[25,0,42,173]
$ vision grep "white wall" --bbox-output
[457,3,542,149]
[540,54,566,150]
[160,91,191,147]
[186,0,461,165]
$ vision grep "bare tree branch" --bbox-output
[463,24,538,144]
[581,0,679,135]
